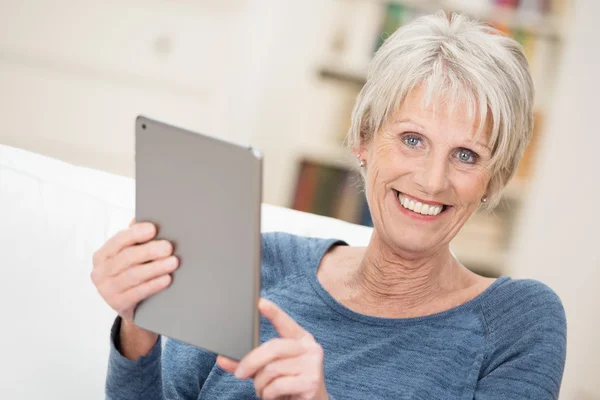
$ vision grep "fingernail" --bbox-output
[259,298,270,308]
[142,223,154,235]
[234,367,244,379]
[167,256,178,267]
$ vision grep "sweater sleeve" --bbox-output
[474,280,567,399]
[105,316,217,399]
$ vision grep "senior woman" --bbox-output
[94,11,566,400]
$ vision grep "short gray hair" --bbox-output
[347,11,534,210]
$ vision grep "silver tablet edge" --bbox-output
[252,147,263,351]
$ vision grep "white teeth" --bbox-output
[414,202,422,213]
[397,192,444,216]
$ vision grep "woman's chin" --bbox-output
[380,227,442,255]
[396,239,438,255]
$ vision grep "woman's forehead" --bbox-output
[388,87,492,144]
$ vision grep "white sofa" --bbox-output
[0,144,372,400]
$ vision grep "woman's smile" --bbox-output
[392,189,452,221]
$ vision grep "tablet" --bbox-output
[133,116,262,361]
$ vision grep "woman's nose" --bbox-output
[413,155,449,196]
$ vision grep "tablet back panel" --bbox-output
[133,116,261,360]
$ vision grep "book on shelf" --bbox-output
[292,161,319,212]
[374,3,427,52]
[515,111,544,180]
[292,159,372,227]
[493,0,564,14]
[373,1,561,55]
[334,170,363,223]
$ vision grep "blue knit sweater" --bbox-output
[106,232,566,399]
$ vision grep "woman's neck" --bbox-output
[347,230,470,314]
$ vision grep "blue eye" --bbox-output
[454,148,478,164]
[403,134,422,148]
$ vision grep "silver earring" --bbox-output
[356,154,365,168]
[481,196,488,203]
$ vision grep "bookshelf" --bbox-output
[367,0,565,40]
[318,67,368,86]
[289,0,569,276]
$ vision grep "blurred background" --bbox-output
[0,0,598,398]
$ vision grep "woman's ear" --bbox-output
[353,135,370,159]
[481,178,498,207]
[354,126,373,166]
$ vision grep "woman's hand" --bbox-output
[217,299,329,400]
[91,219,179,322]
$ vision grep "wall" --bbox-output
[507,0,600,398]
[0,0,255,177]
[0,0,361,207]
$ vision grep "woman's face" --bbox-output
[360,87,492,255]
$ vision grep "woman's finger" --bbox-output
[216,355,239,374]
[259,298,309,340]
[95,222,156,261]
[261,375,313,400]
[253,356,304,398]
[113,274,172,314]
[109,240,174,276]
[112,256,179,293]
[234,338,306,379]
